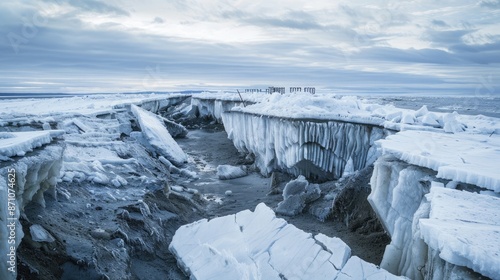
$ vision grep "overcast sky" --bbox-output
[0,0,499,95]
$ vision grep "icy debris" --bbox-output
[159,156,198,179]
[111,175,128,187]
[169,203,402,280]
[216,164,248,180]
[419,187,500,280]
[276,176,321,216]
[443,112,466,133]
[420,112,440,127]
[30,224,56,243]
[283,175,309,199]
[0,130,64,159]
[131,105,187,166]
[414,105,429,117]
[225,190,233,196]
[376,130,500,192]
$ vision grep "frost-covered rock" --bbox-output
[216,164,247,180]
[282,175,309,199]
[419,187,500,280]
[169,203,402,280]
[29,224,56,243]
[130,105,187,166]
[276,176,321,216]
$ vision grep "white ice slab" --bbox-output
[336,256,405,280]
[419,187,500,280]
[376,130,500,192]
[131,105,187,166]
[0,130,64,158]
[170,203,403,280]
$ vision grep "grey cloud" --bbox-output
[153,17,164,24]
[43,0,130,16]
[479,0,500,9]
[221,9,324,30]
[431,19,449,27]
[424,28,475,45]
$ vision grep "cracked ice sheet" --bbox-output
[376,130,500,192]
[169,203,403,280]
[336,256,405,280]
[419,187,500,280]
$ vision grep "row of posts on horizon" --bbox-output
[244,86,316,94]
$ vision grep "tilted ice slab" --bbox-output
[0,130,64,160]
[169,203,403,280]
[222,111,386,179]
[130,105,187,166]
[376,130,500,192]
[419,187,500,279]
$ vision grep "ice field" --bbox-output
[1,92,499,279]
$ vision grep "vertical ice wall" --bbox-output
[222,111,387,179]
[0,145,63,280]
[368,155,435,280]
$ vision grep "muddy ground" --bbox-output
[17,122,389,279]
[177,126,389,265]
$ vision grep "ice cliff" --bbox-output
[0,133,63,280]
[222,111,386,179]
